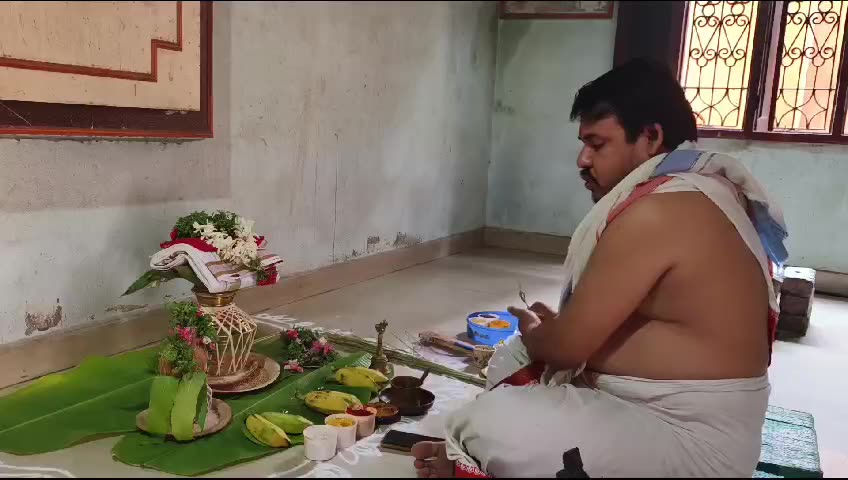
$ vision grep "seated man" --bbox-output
[412,59,788,478]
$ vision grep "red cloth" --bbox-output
[161,229,266,253]
[455,462,492,478]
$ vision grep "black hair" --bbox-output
[570,58,697,149]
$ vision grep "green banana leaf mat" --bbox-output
[0,339,374,476]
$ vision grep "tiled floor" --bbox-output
[260,247,848,477]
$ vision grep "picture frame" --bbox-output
[500,1,615,20]
[0,1,213,139]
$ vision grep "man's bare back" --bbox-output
[587,191,770,380]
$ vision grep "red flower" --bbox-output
[196,309,205,318]
[323,344,334,356]
[170,228,178,241]
[258,265,279,287]
[286,330,299,341]
[178,327,196,344]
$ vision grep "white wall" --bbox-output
[0,2,498,344]
[487,17,848,273]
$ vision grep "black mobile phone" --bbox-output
[380,430,445,453]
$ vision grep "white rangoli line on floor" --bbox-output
[0,461,75,478]
[255,313,293,321]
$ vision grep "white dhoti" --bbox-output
[444,146,786,478]
[445,337,770,477]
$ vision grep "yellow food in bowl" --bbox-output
[327,418,356,428]
[487,320,511,329]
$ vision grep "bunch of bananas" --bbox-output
[303,390,363,415]
[243,413,314,447]
[333,367,389,393]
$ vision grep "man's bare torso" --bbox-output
[586,191,770,380]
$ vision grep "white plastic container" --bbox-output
[325,414,358,449]
[303,425,338,461]
[347,406,377,438]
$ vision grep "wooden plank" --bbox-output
[484,227,570,256]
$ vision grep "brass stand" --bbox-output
[369,320,391,376]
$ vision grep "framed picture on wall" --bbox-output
[500,1,615,19]
[0,1,212,139]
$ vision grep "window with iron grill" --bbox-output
[616,1,848,144]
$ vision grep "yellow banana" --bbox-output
[335,368,380,393]
[304,390,362,414]
[351,366,390,384]
[245,414,291,448]
[260,412,313,435]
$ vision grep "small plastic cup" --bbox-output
[325,414,358,449]
[303,425,338,461]
[346,406,378,438]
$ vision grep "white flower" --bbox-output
[194,215,263,275]
[202,336,212,345]
[318,337,328,345]
[236,216,256,238]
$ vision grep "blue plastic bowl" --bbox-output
[466,311,518,346]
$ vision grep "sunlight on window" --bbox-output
[679,1,760,130]
[772,0,848,133]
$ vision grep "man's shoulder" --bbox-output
[605,190,731,250]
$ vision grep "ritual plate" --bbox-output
[208,353,281,394]
[137,398,232,439]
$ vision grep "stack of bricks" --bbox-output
[778,267,816,339]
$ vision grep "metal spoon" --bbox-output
[518,281,530,308]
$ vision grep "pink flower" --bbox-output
[286,330,299,341]
[283,360,303,373]
[177,327,196,344]
[311,340,334,356]
[196,309,205,318]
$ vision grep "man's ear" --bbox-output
[645,123,665,156]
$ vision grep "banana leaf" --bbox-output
[112,353,373,476]
[171,373,207,441]
[147,376,180,436]
[0,349,158,454]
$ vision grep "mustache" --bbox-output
[580,168,597,184]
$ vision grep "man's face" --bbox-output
[576,116,657,203]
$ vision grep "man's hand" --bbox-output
[528,302,557,322]
[507,306,542,336]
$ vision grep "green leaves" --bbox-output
[147,376,180,436]
[122,269,180,296]
[112,353,372,476]
[171,373,207,441]
[0,349,158,455]
[122,268,204,297]
[173,211,239,239]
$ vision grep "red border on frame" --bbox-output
[499,1,615,19]
[0,1,213,139]
[0,2,183,82]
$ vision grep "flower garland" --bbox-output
[279,327,337,372]
[159,301,218,376]
[172,210,270,282]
